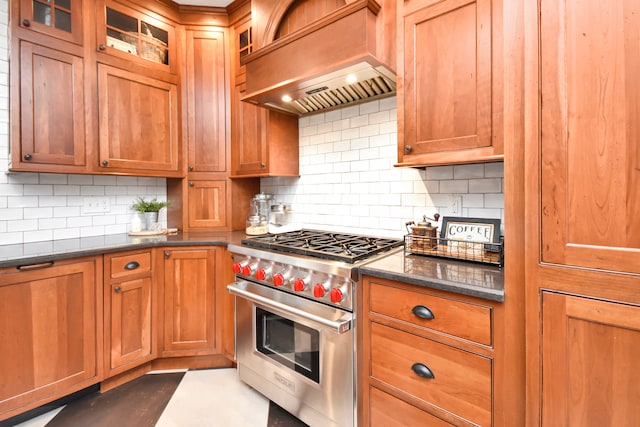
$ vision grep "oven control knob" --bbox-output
[330,288,344,303]
[256,268,269,280]
[294,278,306,292]
[232,263,242,274]
[241,265,252,276]
[273,273,285,287]
[314,283,329,298]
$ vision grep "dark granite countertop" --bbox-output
[1,232,504,302]
[0,231,247,268]
[358,249,504,302]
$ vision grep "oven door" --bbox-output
[228,280,354,427]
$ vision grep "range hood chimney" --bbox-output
[242,0,396,116]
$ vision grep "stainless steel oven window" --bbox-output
[256,307,320,383]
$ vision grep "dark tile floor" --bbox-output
[6,369,307,427]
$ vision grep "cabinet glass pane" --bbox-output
[33,2,52,26]
[141,22,169,65]
[106,8,137,34]
[54,9,71,32]
[107,28,137,55]
[57,0,71,9]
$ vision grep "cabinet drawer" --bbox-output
[109,252,151,279]
[369,281,492,345]
[370,322,492,426]
[370,386,455,427]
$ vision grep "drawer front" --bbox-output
[109,251,152,279]
[369,281,492,345]
[370,322,492,426]
[370,386,455,427]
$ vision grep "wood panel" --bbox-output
[275,0,347,39]
[370,322,492,426]
[404,0,491,154]
[187,180,227,229]
[541,292,640,426]
[185,29,227,173]
[162,248,217,356]
[539,0,640,273]
[369,281,492,346]
[97,63,179,174]
[107,277,152,370]
[0,259,100,420]
[369,387,455,427]
[16,41,86,168]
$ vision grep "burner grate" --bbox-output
[241,230,403,263]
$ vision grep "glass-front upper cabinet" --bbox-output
[96,1,175,73]
[19,0,84,44]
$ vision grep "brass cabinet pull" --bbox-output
[411,363,435,379]
[411,305,435,320]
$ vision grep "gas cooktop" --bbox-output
[241,229,403,263]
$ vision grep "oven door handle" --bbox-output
[228,284,352,334]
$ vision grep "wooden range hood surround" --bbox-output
[241,0,397,116]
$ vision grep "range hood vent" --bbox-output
[242,0,396,116]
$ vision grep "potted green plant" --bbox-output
[130,197,170,230]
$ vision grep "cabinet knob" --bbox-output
[189,181,194,187]
[114,286,121,293]
[260,162,266,168]
[22,19,31,27]
[188,166,194,171]
[404,145,413,154]
[102,160,109,167]
[411,362,435,379]
[24,153,33,161]
[411,305,435,320]
[164,251,171,259]
[99,44,106,51]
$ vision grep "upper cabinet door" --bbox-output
[97,64,180,175]
[96,0,176,74]
[18,0,83,44]
[540,0,640,274]
[185,29,227,174]
[398,0,503,166]
[13,41,86,171]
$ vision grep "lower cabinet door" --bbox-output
[107,277,153,372]
[187,180,226,229]
[542,292,640,426]
[162,248,217,356]
[0,259,99,420]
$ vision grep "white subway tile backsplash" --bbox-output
[9,219,38,232]
[261,98,504,238]
[23,230,53,243]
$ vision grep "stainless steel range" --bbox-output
[227,230,402,427]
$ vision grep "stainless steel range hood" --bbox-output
[241,0,396,116]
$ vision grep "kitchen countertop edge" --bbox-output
[358,251,505,302]
[0,232,247,269]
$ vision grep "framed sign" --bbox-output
[440,216,501,247]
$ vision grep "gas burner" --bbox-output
[241,229,403,263]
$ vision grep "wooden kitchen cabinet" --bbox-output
[11,40,87,172]
[396,0,504,166]
[103,250,155,377]
[160,248,219,357]
[15,0,84,45]
[96,63,180,176]
[525,0,640,425]
[359,276,494,426]
[95,0,176,74]
[0,257,102,421]
[229,13,299,178]
[541,292,640,426]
